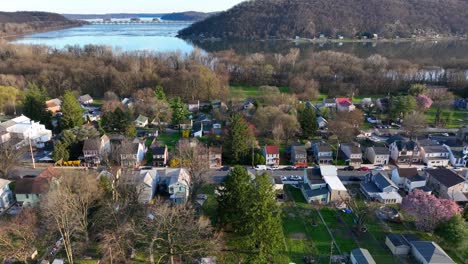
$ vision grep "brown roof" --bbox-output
[83,138,101,151]
[14,167,59,194]
[397,167,419,178]
[427,168,466,187]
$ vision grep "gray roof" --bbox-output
[387,233,420,247]
[410,241,455,264]
[83,138,101,151]
[351,248,376,264]
[302,184,328,198]
[422,145,449,154]
[406,175,426,182]
[427,168,466,187]
[374,172,397,190]
[371,146,389,155]
[292,145,307,154]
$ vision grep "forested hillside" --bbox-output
[178,0,468,39]
[161,11,213,21]
[0,11,82,37]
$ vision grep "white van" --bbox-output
[254,165,267,171]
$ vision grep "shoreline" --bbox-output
[0,22,84,41]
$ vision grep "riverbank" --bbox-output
[0,22,85,41]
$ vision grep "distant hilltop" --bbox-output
[178,0,468,40]
[0,11,83,38]
[64,11,216,21]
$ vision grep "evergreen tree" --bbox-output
[247,173,284,262]
[169,97,189,125]
[224,113,255,164]
[101,107,133,134]
[299,106,317,139]
[22,83,51,125]
[53,141,70,162]
[217,166,253,233]
[61,91,83,129]
[154,85,167,101]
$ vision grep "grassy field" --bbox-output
[230,85,290,99]
[156,132,181,150]
[425,107,468,128]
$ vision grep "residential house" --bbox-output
[365,146,389,165]
[0,115,52,148]
[136,169,160,203]
[385,233,420,255]
[340,143,363,167]
[312,142,333,165]
[419,145,450,167]
[388,139,420,164]
[0,131,11,144]
[14,167,60,207]
[187,100,200,112]
[320,166,349,203]
[456,127,468,143]
[360,172,402,204]
[120,140,146,168]
[209,147,223,168]
[444,144,467,167]
[376,97,389,112]
[425,168,467,202]
[82,135,111,165]
[166,168,191,204]
[134,115,149,128]
[291,145,307,167]
[336,97,356,112]
[122,98,135,110]
[211,122,222,137]
[410,241,455,264]
[301,168,329,204]
[405,175,429,193]
[45,98,62,113]
[322,98,337,109]
[151,145,168,167]
[391,167,419,188]
[0,179,14,211]
[317,116,328,130]
[350,248,376,264]
[264,145,280,166]
[78,94,93,105]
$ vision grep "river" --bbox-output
[11,23,468,68]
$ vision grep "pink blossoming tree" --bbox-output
[416,94,433,110]
[401,189,460,231]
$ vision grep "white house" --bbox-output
[419,145,450,167]
[187,100,200,112]
[78,94,93,105]
[0,115,52,148]
[134,115,149,128]
[444,144,467,167]
[336,98,356,112]
[137,169,160,203]
[361,172,402,204]
[0,179,14,211]
[340,143,363,167]
[404,175,428,193]
[365,146,390,165]
[391,167,419,188]
[120,140,146,168]
[263,145,280,166]
[388,140,420,164]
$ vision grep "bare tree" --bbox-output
[0,209,40,262]
[144,201,219,264]
[41,172,102,263]
[402,112,427,139]
[0,142,26,179]
[173,139,210,202]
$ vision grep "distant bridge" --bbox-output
[87,19,185,25]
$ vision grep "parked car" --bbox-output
[358,167,370,171]
[219,166,230,171]
[343,166,354,171]
[254,165,267,171]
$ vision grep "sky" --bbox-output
[1,0,247,14]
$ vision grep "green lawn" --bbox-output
[425,107,468,128]
[230,85,290,100]
[156,132,181,150]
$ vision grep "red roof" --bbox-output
[336,98,352,107]
[265,145,279,155]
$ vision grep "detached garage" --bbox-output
[385,233,419,255]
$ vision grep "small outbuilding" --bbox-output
[385,233,419,255]
[350,248,376,264]
[410,241,455,264]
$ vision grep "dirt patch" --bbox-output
[289,232,307,240]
